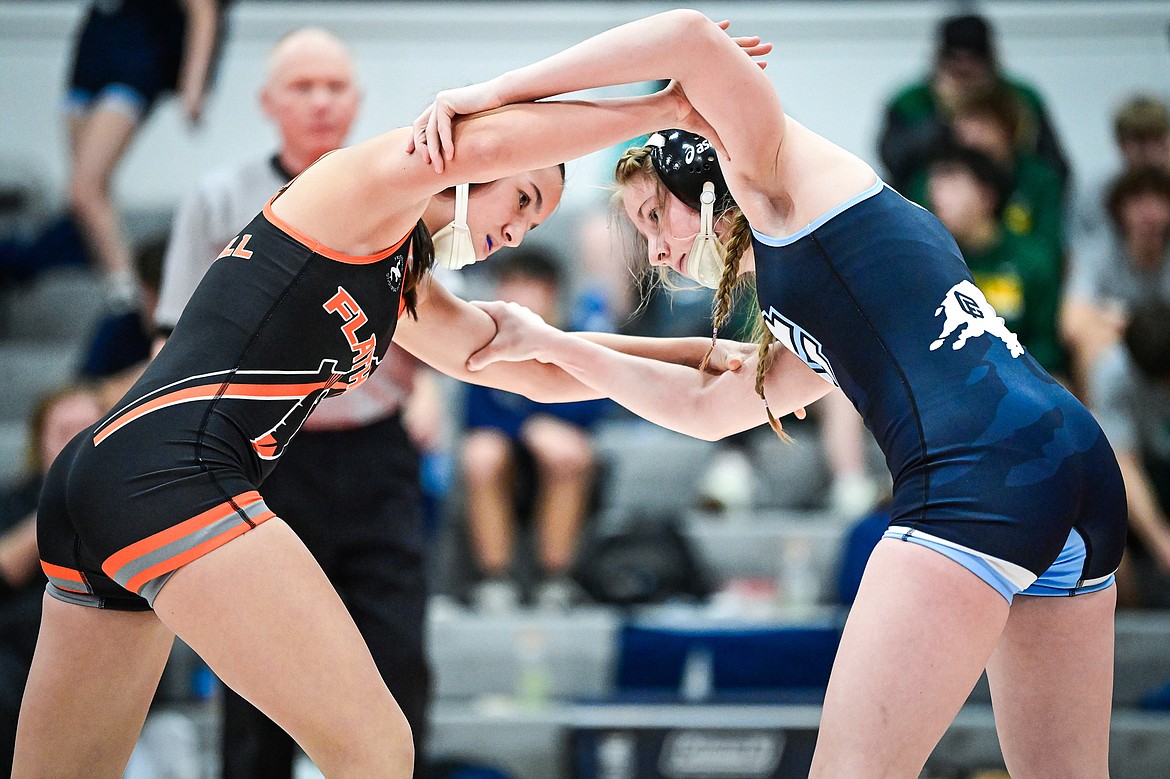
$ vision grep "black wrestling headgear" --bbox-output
[645,129,732,211]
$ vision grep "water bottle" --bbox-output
[515,626,552,710]
[679,644,714,702]
[782,536,817,611]
[597,732,637,779]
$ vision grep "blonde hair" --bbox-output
[614,146,789,439]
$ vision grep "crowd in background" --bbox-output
[1,3,1169,777]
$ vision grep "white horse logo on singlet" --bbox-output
[387,255,404,292]
[930,280,1024,357]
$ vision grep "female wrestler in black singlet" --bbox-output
[15,35,766,778]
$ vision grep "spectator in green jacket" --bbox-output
[879,12,1069,194]
[906,84,1066,257]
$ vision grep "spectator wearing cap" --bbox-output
[879,13,1070,195]
[925,143,1067,377]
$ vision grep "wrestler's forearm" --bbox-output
[490,10,712,103]
[530,332,770,441]
[575,333,715,369]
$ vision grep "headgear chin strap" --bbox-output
[432,184,479,270]
[646,130,732,289]
[683,182,725,289]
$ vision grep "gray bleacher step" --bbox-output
[0,340,78,423]
[426,601,854,703]
[1,266,104,344]
[1114,611,1170,706]
[1107,709,1170,779]
[682,509,849,602]
[0,418,28,489]
[430,700,567,779]
[429,699,1170,779]
[591,420,833,522]
[427,605,620,700]
[591,422,717,520]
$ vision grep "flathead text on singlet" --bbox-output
[323,286,376,388]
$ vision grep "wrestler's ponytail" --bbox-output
[401,218,435,320]
[751,317,786,441]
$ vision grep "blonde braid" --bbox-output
[698,210,751,372]
[753,327,791,441]
[615,146,792,440]
[737,243,792,441]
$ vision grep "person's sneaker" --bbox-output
[534,575,583,611]
[123,710,202,779]
[829,473,883,519]
[472,577,521,614]
[697,447,755,512]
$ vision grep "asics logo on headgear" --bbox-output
[682,139,711,167]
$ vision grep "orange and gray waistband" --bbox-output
[105,490,274,605]
[44,490,275,608]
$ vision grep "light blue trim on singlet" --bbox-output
[1024,529,1117,597]
[750,178,886,247]
[884,526,1028,604]
[884,525,1116,604]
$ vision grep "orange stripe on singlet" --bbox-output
[93,380,336,446]
[102,490,262,581]
[41,561,88,592]
[262,199,410,266]
[122,510,274,594]
[42,561,85,583]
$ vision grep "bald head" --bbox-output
[266,28,353,87]
[261,27,362,174]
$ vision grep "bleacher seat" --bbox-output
[428,607,620,701]
[0,419,28,489]
[590,420,716,526]
[0,341,77,422]
[1,266,103,343]
[614,615,843,701]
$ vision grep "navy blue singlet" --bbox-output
[751,181,1125,601]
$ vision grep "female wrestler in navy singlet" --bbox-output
[14,32,766,777]
[419,11,1127,778]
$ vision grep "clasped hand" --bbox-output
[406,20,771,173]
[466,300,557,371]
